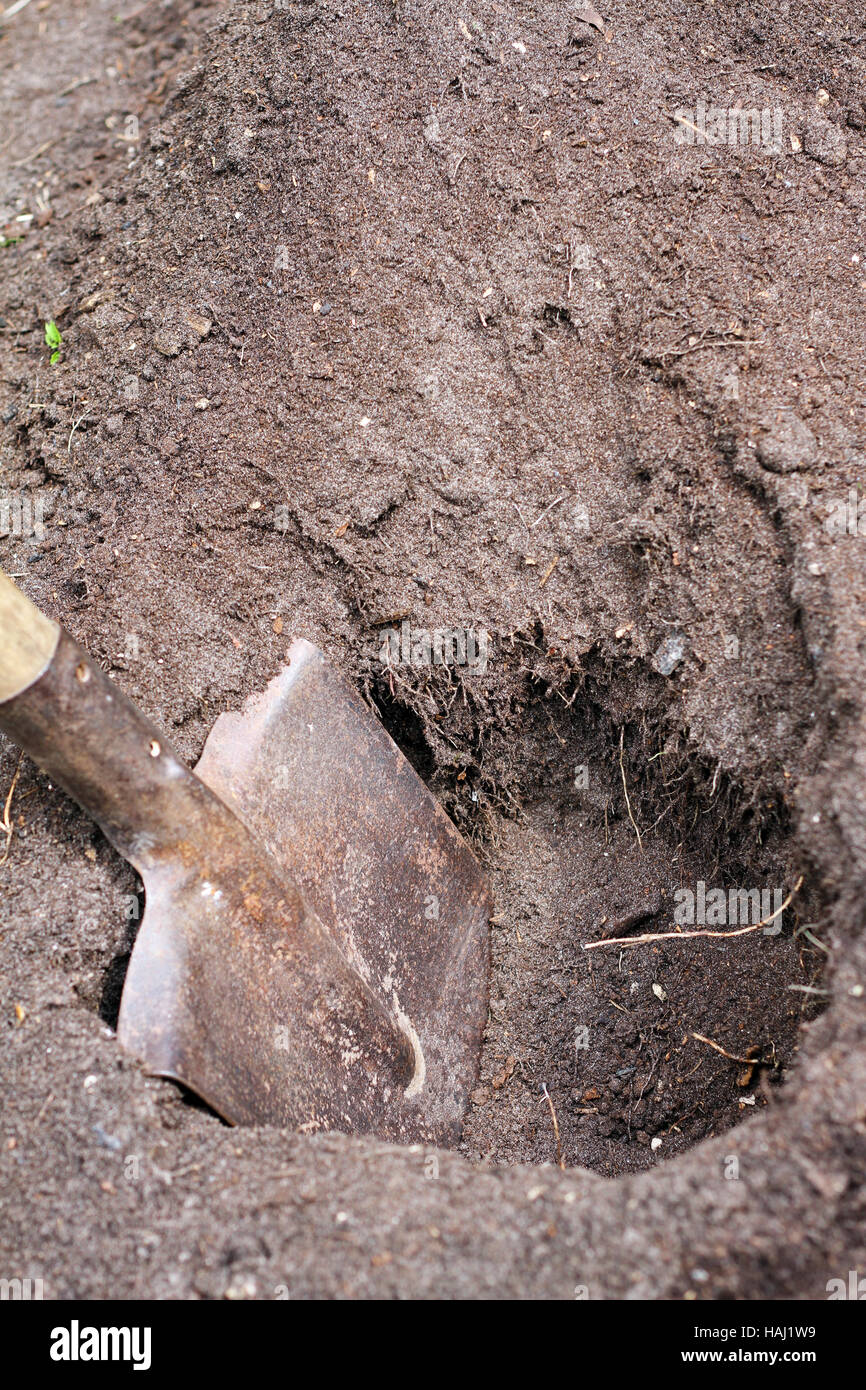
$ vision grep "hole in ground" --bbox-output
[372,686,437,784]
[451,677,826,1176]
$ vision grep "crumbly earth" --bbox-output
[1,0,865,1299]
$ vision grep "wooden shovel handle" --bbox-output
[0,594,208,873]
[0,569,203,870]
[0,569,60,703]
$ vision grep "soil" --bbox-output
[1,0,865,1299]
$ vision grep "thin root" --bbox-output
[619,726,643,851]
[541,1083,565,1169]
[0,754,23,867]
[584,876,804,951]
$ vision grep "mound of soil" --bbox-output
[1,0,865,1298]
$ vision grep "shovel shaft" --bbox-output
[0,570,60,702]
[0,623,211,874]
[0,572,224,872]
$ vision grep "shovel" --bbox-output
[0,570,490,1142]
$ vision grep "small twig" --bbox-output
[584,875,804,951]
[12,138,55,169]
[34,1091,54,1126]
[0,755,23,867]
[691,1032,759,1066]
[619,727,643,851]
[539,555,559,587]
[58,75,96,98]
[2,0,35,19]
[671,114,703,140]
[541,1084,564,1169]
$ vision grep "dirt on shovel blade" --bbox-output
[1,0,865,1303]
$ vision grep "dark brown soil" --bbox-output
[1,0,865,1299]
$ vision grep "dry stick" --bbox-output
[619,726,643,850]
[585,875,804,951]
[12,138,55,170]
[2,0,35,19]
[33,1090,54,1127]
[0,754,23,867]
[57,76,96,98]
[671,114,703,140]
[541,1083,565,1170]
[691,1033,759,1066]
[539,555,559,587]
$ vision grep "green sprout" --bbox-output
[44,319,62,365]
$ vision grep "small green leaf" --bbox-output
[50,350,60,365]
[44,319,62,351]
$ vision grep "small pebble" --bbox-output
[652,632,687,676]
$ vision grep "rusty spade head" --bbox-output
[0,603,490,1144]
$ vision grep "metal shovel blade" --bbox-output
[190,639,491,1142]
[119,639,491,1143]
